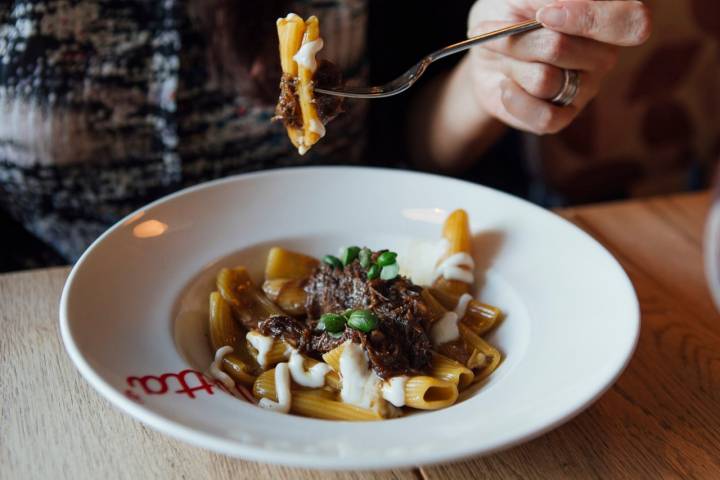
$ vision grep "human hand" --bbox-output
[465,0,652,134]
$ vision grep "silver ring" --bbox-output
[551,69,580,107]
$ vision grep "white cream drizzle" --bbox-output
[259,362,291,413]
[308,118,326,138]
[453,292,473,319]
[381,376,408,407]
[246,331,274,368]
[288,349,331,388]
[339,341,381,409]
[398,239,448,286]
[433,252,475,284]
[430,293,474,346]
[208,346,235,389]
[293,38,324,73]
[431,311,460,345]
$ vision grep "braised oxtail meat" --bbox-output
[275,74,302,128]
[314,60,344,124]
[364,277,433,377]
[258,314,310,350]
[302,258,434,378]
[258,313,363,359]
[304,262,372,318]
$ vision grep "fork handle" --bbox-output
[428,19,542,62]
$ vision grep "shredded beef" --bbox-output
[257,251,435,378]
[302,258,433,378]
[275,74,302,128]
[258,314,310,350]
[274,60,343,130]
[257,314,363,360]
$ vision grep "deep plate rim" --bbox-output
[59,165,640,470]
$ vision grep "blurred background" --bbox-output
[0,0,717,273]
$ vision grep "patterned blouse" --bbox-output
[0,0,368,262]
[1,0,717,269]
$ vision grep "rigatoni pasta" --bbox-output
[274,13,342,155]
[205,208,503,420]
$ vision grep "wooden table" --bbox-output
[3,191,718,479]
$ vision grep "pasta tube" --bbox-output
[217,267,284,327]
[220,353,257,386]
[420,288,448,323]
[253,369,381,421]
[264,246,319,281]
[209,291,244,351]
[459,324,502,382]
[431,352,474,388]
[430,287,502,335]
[325,344,459,409]
[294,16,325,154]
[209,292,258,384]
[276,13,305,148]
[434,209,473,296]
[322,343,344,372]
[253,364,338,398]
[262,278,307,316]
[404,376,459,410]
[275,14,326,155]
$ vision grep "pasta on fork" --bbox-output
[275,13,343,155]
[206,209,504,420]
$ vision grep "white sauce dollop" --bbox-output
[398,239,448,286]
[288,349,331,387]
[339,341,381,409]
[246,331,274,368]
[430,293,474,346]
[381,376,408,407]
[433,252,475,284]
[431,311,460,345]
[454,292,473,319]
[259,362,291,413]
[308,118,326,138]
[293,38,324,73]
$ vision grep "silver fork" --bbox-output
[315,19,542,99]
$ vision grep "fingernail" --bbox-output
[537,6,567,27]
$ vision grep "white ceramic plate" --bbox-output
[60,167,639,470]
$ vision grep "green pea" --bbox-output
[380,262,400,280]
[322,255,343,269]
[358,248,372,268]
[317,313,347,333]
[348,310,378,333]
[376,251,398,267]
[340,246,361,266]
[367,263,381,280]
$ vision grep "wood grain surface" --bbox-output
[2,191,718,479]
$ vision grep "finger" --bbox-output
[468,0,554,27]
[503,59,602,108]
[471,21,619,71]
[504,59,602,104]
[536,0,652,46]
[498,77,577,135]
[507,61,565,99]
